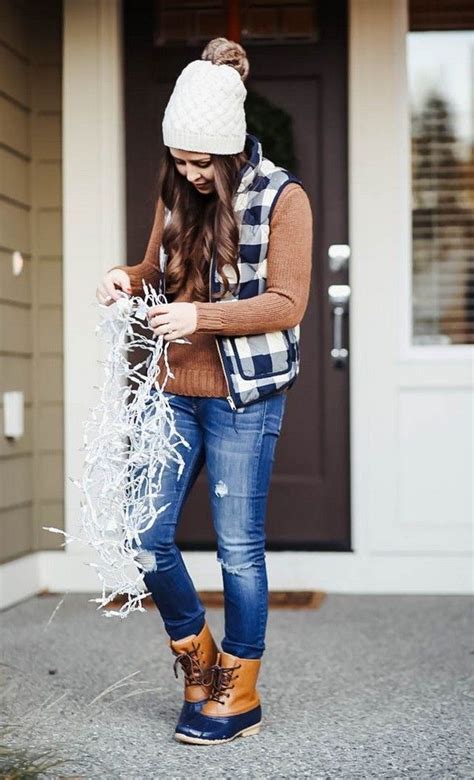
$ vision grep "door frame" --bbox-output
[123,0,351,551]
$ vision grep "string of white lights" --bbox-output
[44,282,191,618]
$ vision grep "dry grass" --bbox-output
[0,662,70,779]
[0,740,67,779]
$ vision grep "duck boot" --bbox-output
[170,621,219,730]
[174,650,262,744]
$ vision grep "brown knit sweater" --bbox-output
[111,183,313,397]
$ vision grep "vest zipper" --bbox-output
[209,250,238,411]
[214,337,237,411]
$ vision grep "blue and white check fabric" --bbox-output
[160,132,305,409]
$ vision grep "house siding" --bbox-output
[0,0,63,563]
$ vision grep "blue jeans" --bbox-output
[132,388,287,659]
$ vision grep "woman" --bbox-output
[96,37,313,745]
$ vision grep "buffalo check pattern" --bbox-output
[160,132,304,408]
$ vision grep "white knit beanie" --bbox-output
[162,59,247,155]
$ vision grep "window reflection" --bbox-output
[408,30,474,345]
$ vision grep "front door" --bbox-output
[124,0,350,550]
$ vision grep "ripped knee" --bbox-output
[217,557,257,576]
[134,549,157,573]
[134,542,180,573]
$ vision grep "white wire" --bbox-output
[43,281,192,619]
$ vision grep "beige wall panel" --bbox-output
[36,161,61,208]
[37,501,64,549]
[37,208,61,255]
[34,64,61,112]
[38,258,61,305]
[0,44,29,106]
[0,0,63,570]
[38,404,63,450]
[0,303,31,354]
[0,250,31,304]
[0,97,30,157]
[39,306,62,353]
[0,146,30,205]
[0,0,29,58]
[37,452,63,501]
[0,505,33,563]
[0,405,33,456]
[38,355,62,403]
[0,200,30,253]
[34,113,60,160]
[0,355,32,401]
[0,455,33,509]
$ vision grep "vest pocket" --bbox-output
[228,330,292,380]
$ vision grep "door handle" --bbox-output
[328,244,350,272]
[328,284,350,367]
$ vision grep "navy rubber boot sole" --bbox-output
[174,704,262,745]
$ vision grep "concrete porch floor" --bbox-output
[0,594,471,779]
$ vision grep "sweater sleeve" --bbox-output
[193,183,313,336]
[107,197,165,296]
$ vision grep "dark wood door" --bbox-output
[124,0,350,550]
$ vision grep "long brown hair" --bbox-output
[156,37,250,303]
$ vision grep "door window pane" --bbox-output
[408,13,474,345]
[154,1,318,46]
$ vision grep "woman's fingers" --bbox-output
[147,304,170,319]
[96,282,113,305]
[96,269,132,305]
[149,313,172,329]
[106,270,132,299]
[147,303,196,339]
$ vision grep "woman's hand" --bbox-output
[96,269,132,305]
[147,302,198,341]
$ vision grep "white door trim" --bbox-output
[62,0,126,545]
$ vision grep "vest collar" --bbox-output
[235,132,263,195]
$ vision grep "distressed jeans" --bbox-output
[133,387,287,659]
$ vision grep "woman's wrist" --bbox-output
[193,301,225,333]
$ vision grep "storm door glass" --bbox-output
[408,2,474,345]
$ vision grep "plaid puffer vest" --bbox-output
[159,132,304,409]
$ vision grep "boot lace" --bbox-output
[207,661,241,705]
[172,642,213,687]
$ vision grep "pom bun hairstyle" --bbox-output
[200,36,250,82]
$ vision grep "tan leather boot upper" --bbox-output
[201,650,261,717]
[169,622,219,703]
